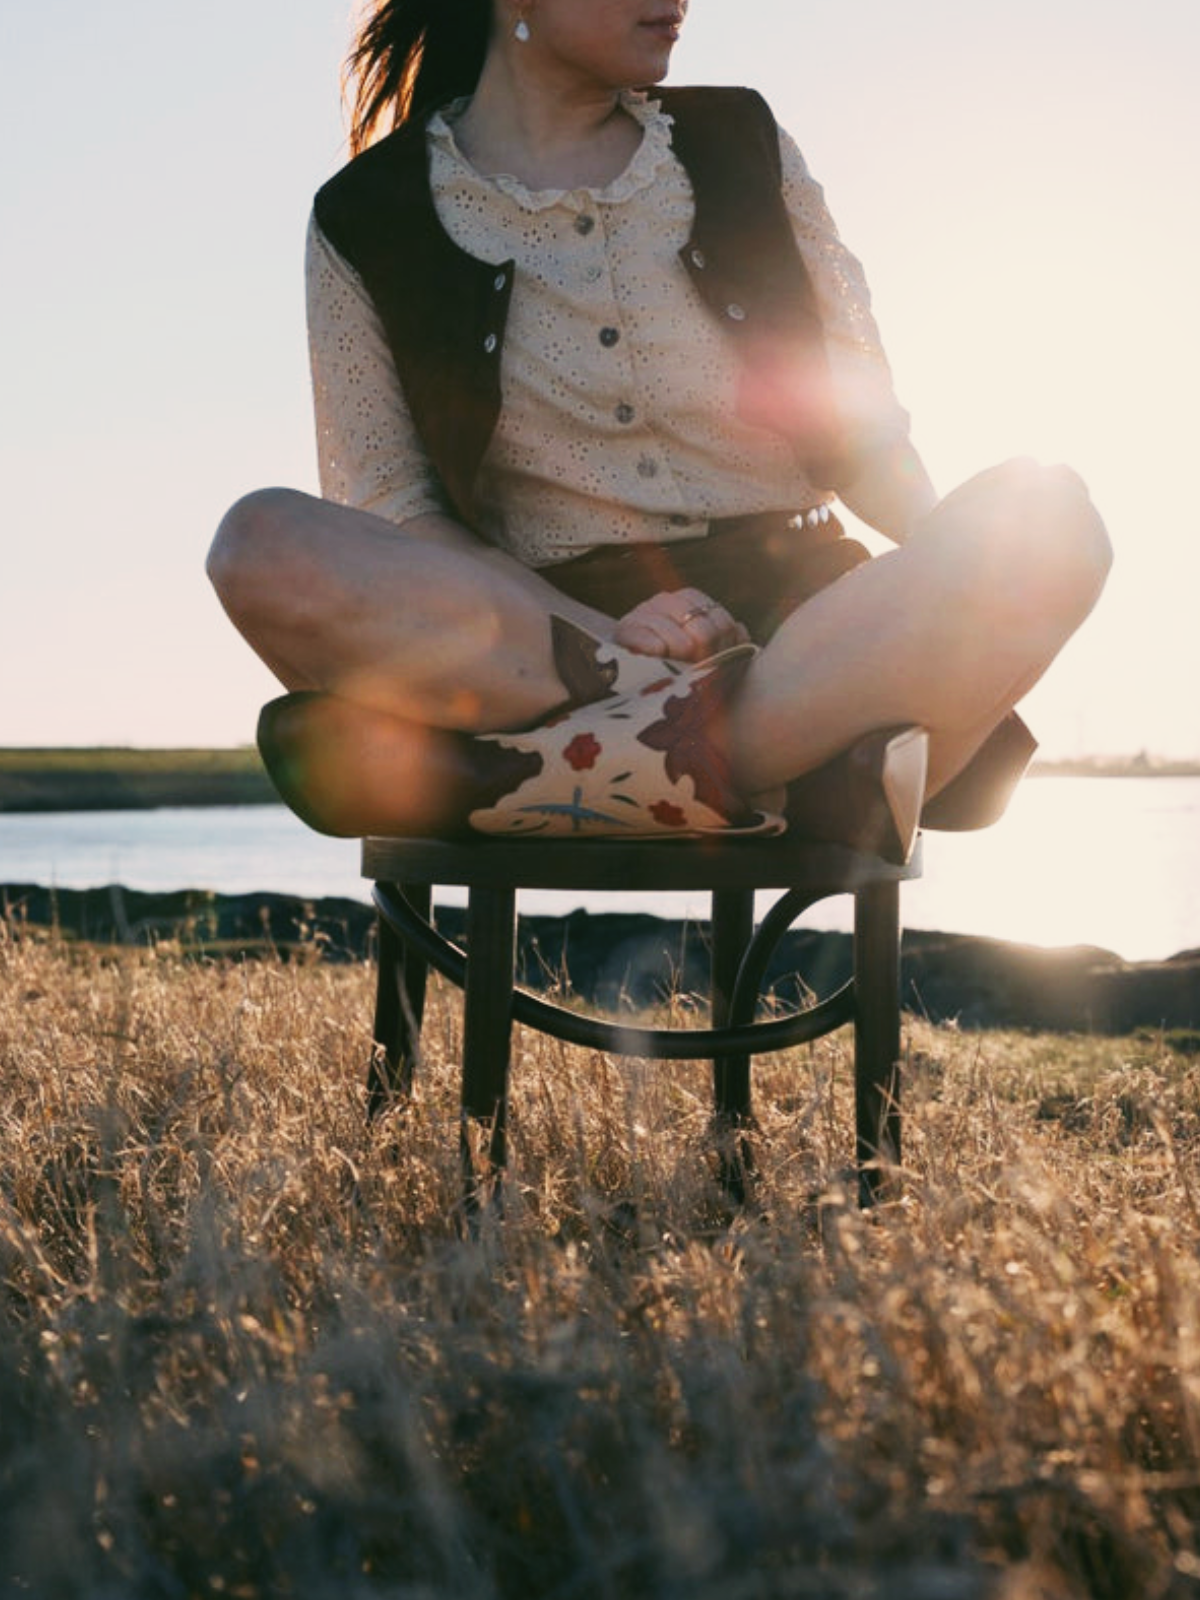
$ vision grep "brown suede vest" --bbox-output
[313,86,850,534]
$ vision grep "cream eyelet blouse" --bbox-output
[307,90,910,568]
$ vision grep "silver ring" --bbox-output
[679,602,715,626]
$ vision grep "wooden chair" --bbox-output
[362,832,921,1209]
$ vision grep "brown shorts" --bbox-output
[541,510,870,645]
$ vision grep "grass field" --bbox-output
[5,923,1200,1597]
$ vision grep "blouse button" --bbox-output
[615,402,635,425]
[575,214,595,235]
[599,326,620,348]
[690,247,707,269]
[483,333,498,354]
[493,271,507,292]
[637,456,658,479]
[725,302,747,322]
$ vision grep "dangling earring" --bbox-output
[514,11,531,42]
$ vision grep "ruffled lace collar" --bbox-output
[428,90,673,211]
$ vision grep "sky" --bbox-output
[3,0,1198,758]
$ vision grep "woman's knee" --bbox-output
[206,487,312,610]
[939,459,1112,632]
[1010,463,1112,628]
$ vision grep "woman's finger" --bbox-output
[667,590,748,654]
[613,596,748,659]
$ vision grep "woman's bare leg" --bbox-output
[207,488,614,733]
[727,460,1112,799]
[210,460,1110,827]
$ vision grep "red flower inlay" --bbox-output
[650,800,688,828]
[563,732,602,771]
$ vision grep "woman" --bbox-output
[207,0,1110,859]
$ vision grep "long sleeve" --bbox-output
[776,128,913,458]
[305,212,451,526]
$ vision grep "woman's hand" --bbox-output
[612,588,750,661]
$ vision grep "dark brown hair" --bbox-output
[345,0,494,154]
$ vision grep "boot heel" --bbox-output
[784,724,929,865]
[877,726,928,865]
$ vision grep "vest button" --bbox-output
[493,271,507,292]
[690,247,707,269]
[575,214,595,235]
[599,326,620,348]
[483,333,498,354]
[725,302,747,322]
[615,402,635,425]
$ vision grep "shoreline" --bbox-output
[2,748,1199,815]
[0,748,275,813]
[5,879,1199,1037]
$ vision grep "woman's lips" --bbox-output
[640,16,683,42]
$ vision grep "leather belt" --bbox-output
[706,504,835,541]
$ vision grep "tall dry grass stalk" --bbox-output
[4,917,1200,1597]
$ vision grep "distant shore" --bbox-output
[1028,754,1200,779]
[2,746,1198,815]
[0,747,275,813]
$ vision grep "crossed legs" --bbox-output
[207,460,1111,834]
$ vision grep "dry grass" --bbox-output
[5,921,1200,1598]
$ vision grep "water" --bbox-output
[2,776,1197,962]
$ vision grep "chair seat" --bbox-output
[362,832,922,893]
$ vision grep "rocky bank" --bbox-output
[5,882,1199,1038]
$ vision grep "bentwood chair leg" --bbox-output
[368,882,431,1118]
[711,887,755,1118]
[459,885,517,1211]
[711,886,756,1200]
[853,878,903,1205]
